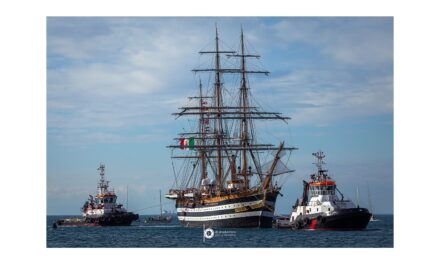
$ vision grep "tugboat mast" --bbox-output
[312,151,328,181]
[97,163,109,195]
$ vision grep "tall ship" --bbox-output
[53,164,139,227]
[288,151,371,230]
[165,27,296,228]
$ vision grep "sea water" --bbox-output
[47,214,393,248]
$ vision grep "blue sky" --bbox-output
[47,17,393,215]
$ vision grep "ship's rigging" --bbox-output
[167,27,297,196]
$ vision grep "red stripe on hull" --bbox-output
[309,219,317,229]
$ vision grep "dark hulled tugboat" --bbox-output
[288,151,371,230]
[53,164,139,228]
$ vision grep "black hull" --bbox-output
[54,212,139,228]
[294,208,371,230]
[88,212,139,226]
[176,190,278,228]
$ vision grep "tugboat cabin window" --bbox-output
[309,185,336,196]
[102,198,114,203]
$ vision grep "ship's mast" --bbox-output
[214,26,223,189]
[239,29,249,189]
[198,79,207,181]
[97,163,109,195]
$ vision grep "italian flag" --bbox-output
[180,137,195,150]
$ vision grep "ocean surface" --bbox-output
[47,214,393,248]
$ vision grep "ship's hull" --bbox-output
[176,190,278,228]
[54,212,139,228]
[293,208,371,230]
[85,212,139,226]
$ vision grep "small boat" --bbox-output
[274,215,293,229]
[53,164,139,228]
[145,190,173,223]
[144,214,173,223]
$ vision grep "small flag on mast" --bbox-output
[180,137,195,150]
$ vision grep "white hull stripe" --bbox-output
[178,210,274,222]
[177,200,275,213]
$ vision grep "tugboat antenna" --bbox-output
[312,151,327,180]
[97,163,109,194]
[312,151,325,170]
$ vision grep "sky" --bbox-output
[47,17,393,215]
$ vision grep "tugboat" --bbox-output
[288,151,371,230]
[53,164,139,228]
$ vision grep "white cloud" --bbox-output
[49,64,161,97]
[269,17,393,66]
[255,69,393,126]
[47,18,213,145]
[47,17,393,145]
